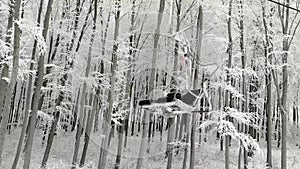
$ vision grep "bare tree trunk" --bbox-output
[124,0,136,150]
[149,0,165,98]
[72,88,81,132]
[7,82,17,134]
[190,4,203,169]
[23,0,54,168]
[148,0,166,160]
[261,0,272,167]
[173,0,181,85]
[72,86,87,168]
[80,95,97,167]
[114,119,124,169]
[0,0,21,166]
[136,109,150,169]
[0,65,9,120]
[273,0,297,168]
[98,1,120,168]
[78,0,98,166]
[225,1,233,169]
[237,1,248,168]
[265,42,273,169]
[12,82,25,130]
[0,64,9,115]
[182,115,191,169]
[166,116,175,169]
[11,1,44,168]
[281,1,289,169]
[218,87,224,151]
[71,0,97,167]
[95,3,111,133]
[166,0,176,168]
[75,0,94,53]
[68,0,82,53]
[173,0,182,145]
[49,4,66,63]
[137,0,166,167]
[40,111,59,168]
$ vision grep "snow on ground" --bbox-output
[2,126,300,169]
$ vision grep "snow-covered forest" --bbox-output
[0,0,300,168]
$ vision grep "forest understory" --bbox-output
[1,125,300,169]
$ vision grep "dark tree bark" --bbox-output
[98,0,121,168]
[79,0,98,166]
[261,0,273,167]
[190,4,203,169]
[11,1,45,167]
[23,0,54,168]
[224,1,233,169]
[0,0,22,166]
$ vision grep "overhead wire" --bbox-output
[267,0,300,12]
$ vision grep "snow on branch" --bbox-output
[224,107,254,124]
[17,19,47,55]
[37,110,53,122]
[238,133,260,152]
[217,120,239,137]
[224,84,245,100]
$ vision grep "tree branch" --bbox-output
[179,0,196,24]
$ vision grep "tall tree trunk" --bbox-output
[137,0,166,167]
[94,1,111,133]
[49,3,66,63]
[136,109,150,169]
[40,111,59,168]
[0,0,21,166]
[114,119,124,169]
[124,0,136,150]
[237,1,248,168]
[218,86,224,151]
[80,95,97,167]
[0,64,9,112]
[190,4,203,169]
[261,0,272,167]
[166,0,176,168]
[75,0,94,53]
[71,0,97,167]
[11,1,45,168]
[78,0,98,166]
[173,0,182,144]
[149,0,165,98]
[72,88,81,132]
[225,1,233,169]
[98,0,120,168]
[71,31,89,169]
[12,82,25,129]
[182,115,191,169]
[265,44,273,169]
[68,0,82,53]
[281,1,289,169]
[23,0,54,168]
[0,65,9,121]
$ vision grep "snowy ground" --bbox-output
[2,125,300,169]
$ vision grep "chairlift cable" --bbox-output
[267,0,300,13]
